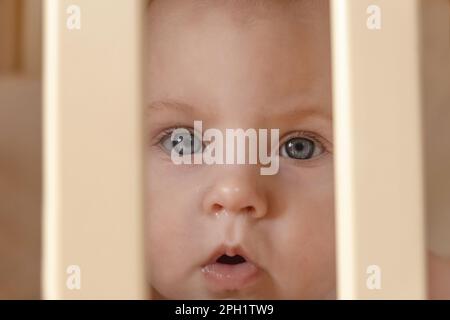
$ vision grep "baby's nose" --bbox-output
[202,168,268,218]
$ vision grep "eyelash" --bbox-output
[152,126,197,147]
[152,126,332,160]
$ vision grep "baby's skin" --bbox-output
[144,0,450,299]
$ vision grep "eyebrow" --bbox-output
[267,104,332,122]
[147,99,331,121]
[148,100,196,114]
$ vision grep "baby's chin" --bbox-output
[149,286,165,300]
[149,277,268,300]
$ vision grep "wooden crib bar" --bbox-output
[42,0,147,299]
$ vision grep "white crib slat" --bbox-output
[43,0,146,299]
[331,0,427,299]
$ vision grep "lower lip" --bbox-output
[201,261,260,291]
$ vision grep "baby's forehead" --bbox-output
[145,0,332,121]
[147,0,328,30]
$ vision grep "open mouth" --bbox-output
[201,247,260,292]
[216,254,247,265]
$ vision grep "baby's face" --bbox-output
[146,0,335,299]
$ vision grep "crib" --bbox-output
[41,0,450,299]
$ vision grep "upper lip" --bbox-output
[203,244,255,267]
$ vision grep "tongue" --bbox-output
[216,254,246,265]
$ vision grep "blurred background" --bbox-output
[0,0,449,300]
[0,0,42,299]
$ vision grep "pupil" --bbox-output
[295,143,304,151]
[172,135,184,146]
[172,134,196,155]
[287,138,314,159]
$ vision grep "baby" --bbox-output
[144,0,450,299]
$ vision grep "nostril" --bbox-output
[211,204,223,214]
[244,206,254,214]
[216,254,246,265]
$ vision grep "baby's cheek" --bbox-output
[278,222,334,298]
[146,214,190,298]
[146,172,203,298]
[145,179,179,290]
[269,179,335,298]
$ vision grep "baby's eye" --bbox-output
[280,136,324,160]
[160,128,203,156]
